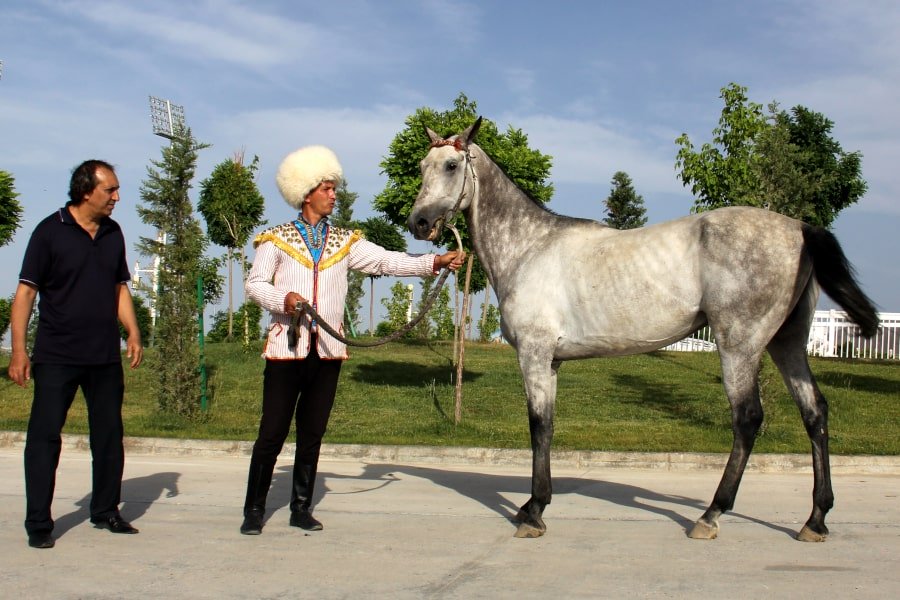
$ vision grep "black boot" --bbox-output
[289,463,323,531]
[240,459,274,535]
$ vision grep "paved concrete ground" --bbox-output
[1,439,898,599]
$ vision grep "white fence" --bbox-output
[665,310,900,361]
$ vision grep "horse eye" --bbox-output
[446,160,458,171]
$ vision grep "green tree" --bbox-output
[409,275,439,340]
[118,293,152,346]
[603,171,648,229]
[675,83,765,211]
[374,92,553,298]
[136,125,210,417]
[430,286,455,340]
[477,302,501,342]
[206,301,262,343]
[198,153,265,340]
[331,179,364,335]
[0,293,12,342]
[675,83,866,227]
[766,105,866,227]
[359,216,406,334]
[0,170,24,248]
[380,280,415,338]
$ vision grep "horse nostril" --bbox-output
[416,218,429,232]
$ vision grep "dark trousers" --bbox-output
[251,342,342,469]
[24,363,125,534]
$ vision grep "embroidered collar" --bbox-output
[293,215,329,263]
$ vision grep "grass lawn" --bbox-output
[1,340,897,454]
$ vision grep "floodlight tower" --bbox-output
[140,95,186,340]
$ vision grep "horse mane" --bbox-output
[472,142,606,228]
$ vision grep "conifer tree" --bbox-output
[137,126,210,417]
[603,171,648,229]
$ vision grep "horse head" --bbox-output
[408,117,482,241]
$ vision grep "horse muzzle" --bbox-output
[409,213,443,241]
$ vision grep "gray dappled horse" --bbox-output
[408,118,878,541]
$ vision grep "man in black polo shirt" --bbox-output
[8,159,144,549]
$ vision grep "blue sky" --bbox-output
[2,0,898,336]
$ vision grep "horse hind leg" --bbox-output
[768,311,833,542]
[689,349,765,540]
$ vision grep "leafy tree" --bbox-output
[478,302,501,342]
[136,125,210,417]
[675,83,866,227]
[359,216,406,334]
[430,286,455,340]
[603,171,648,229]
[0,170,24,248]
[198,153,265,340]
[118,293,152,346]
[412,275,436,340]
[197,255,225,307]
[0,293,12,342]
[766,105,865,227]
[380,280,415,338]
[374,92,553,297]
[675,83,765,211]
[331,179,364,335]
[207,301,262,343]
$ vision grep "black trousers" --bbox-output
[24,362,125,534]
[251,341,342,468]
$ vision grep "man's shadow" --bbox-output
[269,463,798,538]
[52,471,181,537]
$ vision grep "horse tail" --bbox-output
[802,224,879,337]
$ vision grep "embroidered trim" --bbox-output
[252,226,362,271]
[255,233,314,269]
[319,230,362,270]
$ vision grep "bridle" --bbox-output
[427,137,477,250]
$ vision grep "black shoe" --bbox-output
[27,531,55,549]
[290,509,323,531]
[91,514,139,534]
[240,511,264,535]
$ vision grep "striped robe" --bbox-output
[246,221,437,360]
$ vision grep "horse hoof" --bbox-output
[514,522,545,538]
[688,520,719,540]
[797,525,828,542]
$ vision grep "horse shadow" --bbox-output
[51,471,181,537]
[301,463,798,539]
[50,464,798,539]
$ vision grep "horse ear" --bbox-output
[424,126,442,144]
[460,117,483,146]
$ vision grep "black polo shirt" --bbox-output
[18,205,131,365]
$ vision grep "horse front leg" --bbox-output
[513,356,560,538]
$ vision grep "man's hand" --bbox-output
[8,351,31,387]
[284,291,308,314]
[126,335,143,369]
[434,250,467,272]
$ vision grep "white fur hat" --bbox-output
[275,145,343,209]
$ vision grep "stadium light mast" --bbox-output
[139,95,186,343]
